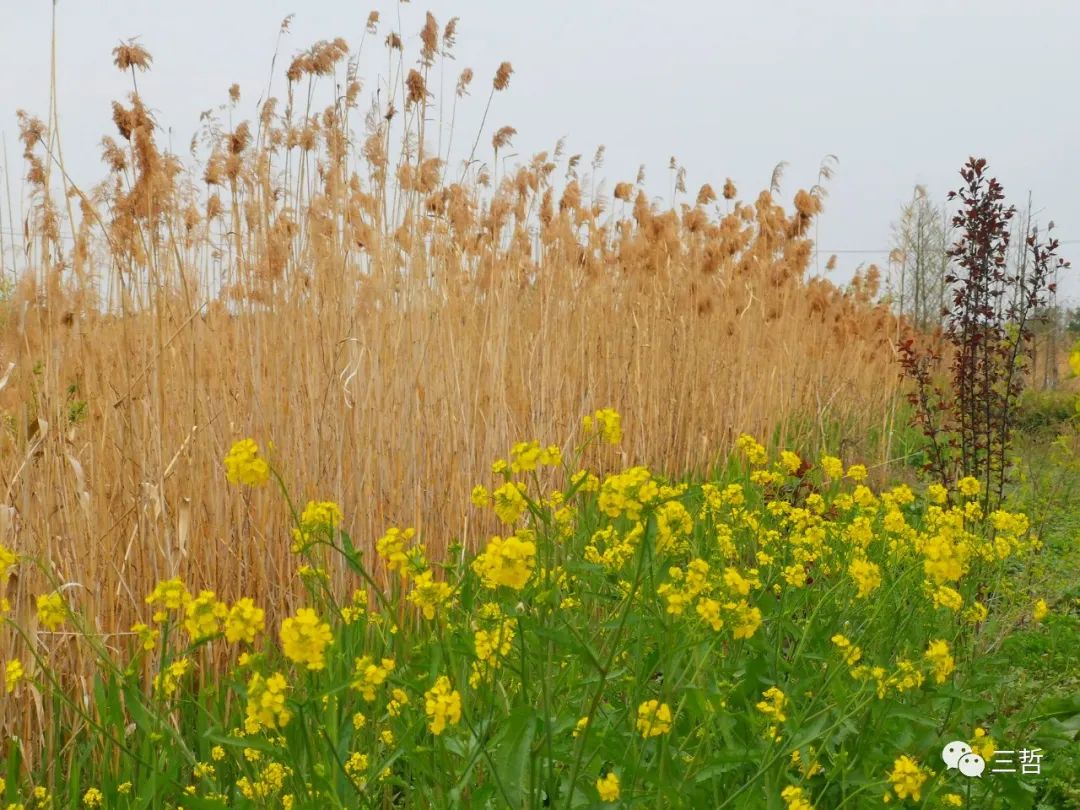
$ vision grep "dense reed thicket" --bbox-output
[0,11,905,733]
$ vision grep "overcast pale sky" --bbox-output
[2,1,1078,298]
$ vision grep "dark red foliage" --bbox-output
[899,158,1070,511]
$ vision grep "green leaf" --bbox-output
[491,704,538,808]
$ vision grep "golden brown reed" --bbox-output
[0,12,904,751]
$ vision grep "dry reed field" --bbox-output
[0,20,900,646]
[4,8,1077,810]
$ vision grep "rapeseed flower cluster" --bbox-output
[924,639,955,683]
[0,412,1042,806]
[508,439,563,473]
[375,526,419,575]
[756,687,787,723]
[597,466,659,520]
[887,755,930,802]
[406,570,453,619]
[223,438,270,486]
[225,597,266,644]
[36,592,66,631]
[735,433,768,465]
[5,659,24,693]
[0,543,16,580]
[290,500,344,552]
[146,576,191,622]
[848,557,881,598]
[596,771,620,802]
[352,656,395,701]
[636,700,673,738]
[470,618,515,687]
[184,590,228,642]
[582,408,622,445]
[471,530,537,590]
[491,482,528,524]
[279,608,333,670]
[424,676,462,735]
[244,672,291,733]
[153,658,191,697]
[781,785,814,810]
[584,522,642,570]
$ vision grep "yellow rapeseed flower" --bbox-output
[225,598,266,644]
[963,601,988,624]
[756,687,787,724]
[820,455,844,480]
[696,597,723,631]
[735,434,768,466]
[723,567,753,597]
[424,675,462,735]
[244,671,291,733]
[470,485,491,508]
[474,620,516,662]
[0,543,17,580]
[887,755,929,802]
[926,483,948,504]
[931,585,963,612]
[291,500,344,552]
[5,659,24,693]
[779,451,802,475]
[146,576,192,622]
[539,444,563,466]
[184,590,228,642]
[36,592,67,631]
[1033,598,1049,623]
[387,687,410,717]
[582,408,622,445]
[830,634,862,666]
[280,608,332,670]
[729,601,763,639]
[924,639,955,683]
[153,658,191,697]
[957,476,982,497]
[491,482,528,525]
[845,464,868,482]
[83,787,104,807]
[345,751,369,785]
[376,527,417,575]
[472,531,537,590]
[407,570,453,619]
[351,656,395,701]
[781,785,813,810]
[971,727,996,761]
[223,438,270,487]
[848,557,881,599]
[596,771,620,802]
[131,621,159,651]
[636,699,673,738]
[510,440,543,473]
[783,564,807,588]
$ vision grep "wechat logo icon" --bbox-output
[943,741,985,778]
[942,741,972,769]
